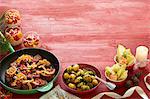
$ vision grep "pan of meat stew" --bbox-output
[0,48,60,94]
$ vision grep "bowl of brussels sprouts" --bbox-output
[62,64,101,94]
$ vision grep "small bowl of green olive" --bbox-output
[62,64,101,94]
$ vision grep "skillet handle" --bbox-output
[8,43,15,53]
[37,82,53,92]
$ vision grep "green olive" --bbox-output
[72,64,79,71]
[87,83,94,88]
[81,85,90,91]
[68,83,76,89]
[92,79,99,86]
[63,73,70,79]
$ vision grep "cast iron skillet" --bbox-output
[0,48,60,94]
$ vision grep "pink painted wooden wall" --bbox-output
[0,0,150,98]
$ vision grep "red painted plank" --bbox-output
[0,0,150,99]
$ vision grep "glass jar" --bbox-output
[4,25,23,46]
[23,31,41,48]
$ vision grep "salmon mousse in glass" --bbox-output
[0,9,21,33]
[4,9,21,25]
[4,26,23,46]
[23,31,40,48]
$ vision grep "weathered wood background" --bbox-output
[0,0,150,99]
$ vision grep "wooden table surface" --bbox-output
[0,0,150,99]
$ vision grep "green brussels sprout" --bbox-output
[71,71,76,74]
[83,75,92,82]
[76,71,81,76]
[65,79,71,84]
[83,69,88,73]
[85,70,95,75]
[87,83,94,88]
[63,73,70,79]
[84,72,89,75]
[77,82,84,88]
[74,76,82,83]
[68,83,76,89]
[79,69,84,75]
[81,85,90,91]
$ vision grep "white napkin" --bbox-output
[92,86,148,99]
[40,85,80,99]
[144,73,150,90]
[92,73,150,99]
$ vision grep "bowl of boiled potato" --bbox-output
[62,64,101,94]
